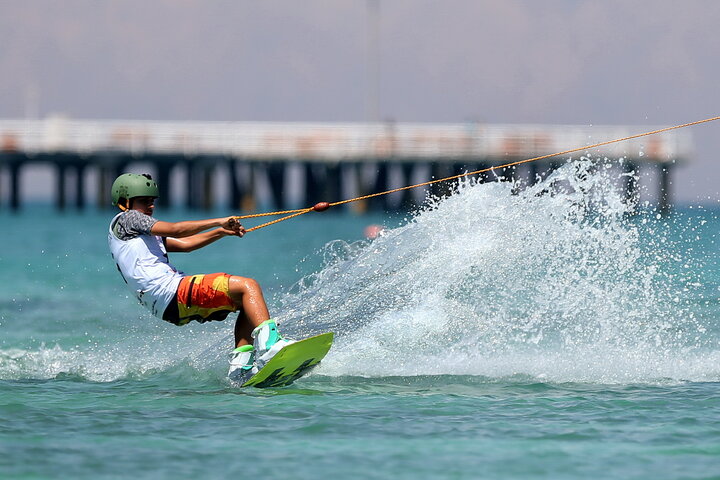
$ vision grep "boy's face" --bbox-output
[131,196,156,216]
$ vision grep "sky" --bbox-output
[0,0,719,204]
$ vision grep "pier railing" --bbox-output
[0,117,691,161]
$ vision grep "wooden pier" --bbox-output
[0,117,692,212]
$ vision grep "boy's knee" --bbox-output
[230,276,261,294]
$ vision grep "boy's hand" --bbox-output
[222,217,246,237]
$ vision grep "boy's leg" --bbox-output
[227,275,293,370]
[233,311,253,347]
[228,276,270,347]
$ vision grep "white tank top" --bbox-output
[108,213,183,318]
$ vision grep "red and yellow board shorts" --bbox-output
[168,273,237,326]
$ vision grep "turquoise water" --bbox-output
[2,161,720,479]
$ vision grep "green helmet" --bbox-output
[111,173,159,207]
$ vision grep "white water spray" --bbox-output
[279,159,716,383]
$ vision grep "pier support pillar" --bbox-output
[97,165,107,209]
[202,163,213,210]
[9,159,21,211]
[243,162,257,211]
[227,161,256,212]
[94,156,127,209]
[185,159,197,209]
[304,163,325,206]
[347,163,368,213]
[75,162,86,209]
[623,161,639,211]
[324,163,342,207]
[504,164,520,183]
[400,163,417,210]
[155,161,173,208]
[370,161,390,210]
[266,161,286,210]
[56,162,67,211]
[95,161,108,209]
[659,164,672,214]
[527,161,540,186]
[429,162,454,199]
[228,159,243,211]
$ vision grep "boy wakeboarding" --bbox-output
[107,173,292,383]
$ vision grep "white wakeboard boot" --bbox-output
[228,344,257,384]
[252,319,295,370]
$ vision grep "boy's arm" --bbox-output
[151,216,242,238]
[165,226,244,252]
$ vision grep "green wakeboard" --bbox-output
[241,332,334,388]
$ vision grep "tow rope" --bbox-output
[234,115,720,232]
